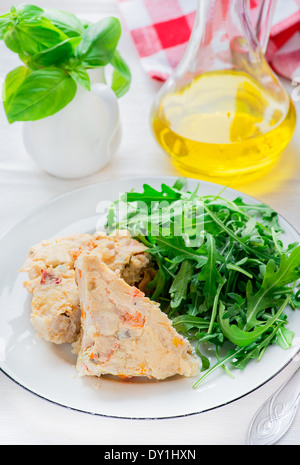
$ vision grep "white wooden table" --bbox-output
[0,0,300,445]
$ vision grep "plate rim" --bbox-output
[1,175,300,420]
[1,346,300,420]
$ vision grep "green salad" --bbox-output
[106,178,300,387]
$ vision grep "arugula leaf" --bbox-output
[169,260,194,308]
[106,178,300,383]
[202,200,279,263]
[276,325,294,350]
[197,234,225,307]
[218,297,290,347]
[193,347,246,388]
[153,235,208,267]
[245,247,300,331]
[172,177,187,191]
[121,182,182,205]
[172,315,210,334]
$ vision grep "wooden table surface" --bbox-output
[0,0,300,445]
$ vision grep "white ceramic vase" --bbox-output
[22,68,121,179]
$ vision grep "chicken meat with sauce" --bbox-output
[21,231,151,344]
[25,267,81,344]
[75,254,199,380]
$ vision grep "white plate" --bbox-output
[0,176,300,419]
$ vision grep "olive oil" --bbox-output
[151,71,296,184]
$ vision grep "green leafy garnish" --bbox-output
[107,178,300,386]
[170,260,194,309]
[1,4,131,123]
[4,67,77,122]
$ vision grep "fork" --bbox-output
[247,365,300,445]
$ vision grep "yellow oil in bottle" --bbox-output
[151,70,296,184]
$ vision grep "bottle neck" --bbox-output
[194,0,254,46]
[177,0,260,76]
[194,0,275,51]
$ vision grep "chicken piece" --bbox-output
[21,230,150,284]
[20,233,97,279]
[26,267,81,344]
[55,234,97,263]
[21,231,152,345]
[75,255,199,380]
[20,240,73,280]
[91,230,150,286]
[20,233,96,345]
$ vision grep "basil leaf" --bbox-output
[3,27,22,53]
[16,4,44,21]
[27,37,80,67]
[4,67,77,123]
[43,8,85,37]
[0,14,12,40]
[75,17,121,67]
[2,66,31,104]
[81,19,91,29]
[0,5,44,39]
[111,50,131,98]
[4,17,68,55]
[68,65,91,91]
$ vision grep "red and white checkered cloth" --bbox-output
[118,0,300,81]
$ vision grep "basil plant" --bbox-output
[0,4,131,123]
